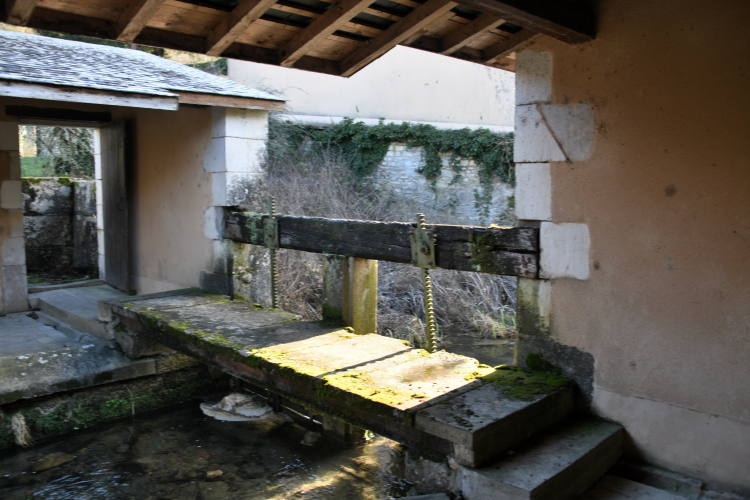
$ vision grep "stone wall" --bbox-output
[375,143,514,226]
[22,178,97,273]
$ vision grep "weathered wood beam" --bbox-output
[280,0,374,68]
[441,12,504,55]
[116,0,166,42]
[225,212,539,278]
[27,7,117,40]
[482,27,539,63]
[5,0,38,25]
[176,92,286,111]
[455,0,594,44]
[206,0,279,57]
[339,0,459,77]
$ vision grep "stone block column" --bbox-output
[513,50,595,393]
[0,119,27,314]
[202,107,269,294]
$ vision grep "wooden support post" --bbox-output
[322,255,378,335]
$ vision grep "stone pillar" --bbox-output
[322,255,378,334]
[0,119,27,314]
[513,49,595,395]
[202,107,269,294]
[93,129,105,280]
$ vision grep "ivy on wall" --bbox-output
[268,117,514,216]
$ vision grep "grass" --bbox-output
[21,156,55,177]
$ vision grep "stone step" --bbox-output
[460,419,624,500]
[415,374,575,467]
[578,475,689,500]
[29,285,126,340]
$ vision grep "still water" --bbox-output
[0,403,412,499]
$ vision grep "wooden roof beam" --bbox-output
[482,27,538,63]
[116,0,166,42]
[340,0,458,77]
[441,12,504,55]
[455,0,594,44]
[280,0,374,68]
[5,0,39,25]
[206,0,279,57]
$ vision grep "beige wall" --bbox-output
[229,45,515,129]
[0,97,267,300]
[111,106,214,293]
[514,0,750,494]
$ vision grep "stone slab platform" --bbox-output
[105,290,574,467]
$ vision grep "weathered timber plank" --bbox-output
[225,211,539,277]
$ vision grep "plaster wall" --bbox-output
[228,46,515,128]
[110,106,215,294]
[513,0,750,493]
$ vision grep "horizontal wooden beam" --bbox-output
[441,12,504,55]
[206,0,278,57]
[28,7,117,40]
[176,92,285,111]
[0,80,178,110]
[5,0,38,25]
[5,105,112,123]
[339,0,459,77]
[225,212,539,278]
[482,27,539,63]
[455,0,594,44]
[280,0,374,68]
[116,0,166,42]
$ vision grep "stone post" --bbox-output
[0,119,27,314]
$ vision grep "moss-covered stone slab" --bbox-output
[107,293,575,467]
[415,369,574,467]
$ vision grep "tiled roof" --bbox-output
[0,30,283,102]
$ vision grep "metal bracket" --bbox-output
[410,216,436,269]
[264,215,278,249]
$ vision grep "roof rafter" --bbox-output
[339,0,459,77]
[5,0,39,25]
[206,0,279,57]
[455,0,594,43]
[441,12,504,55]
[116,0,166,42]
[280,0,375,68]
[482,27,538,63]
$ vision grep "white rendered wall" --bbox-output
[228,46,515,129]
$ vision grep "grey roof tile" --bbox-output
[0,30,284,102]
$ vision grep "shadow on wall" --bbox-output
[22,178,98,277]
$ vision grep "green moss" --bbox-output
[321,303,344,325]
[0,391,24,405]
[525,353,561,374]
[479,366,569,401]
[468,230,506,274]
[56,177,77,187]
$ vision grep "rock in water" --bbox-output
[33,452,75,472]
[200,393,272,421]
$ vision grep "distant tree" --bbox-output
[36,126,95,178]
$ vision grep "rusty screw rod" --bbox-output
[418,213,438,353]
[269,196,279,309]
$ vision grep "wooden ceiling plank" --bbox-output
[280,0,374,67]
[206,0,279,56]
[340,0,458,77]
[440,12,502,55]
[6,0,40,25]
[116,0,167,42]
[455,0,594,43]
[481,27,538,63]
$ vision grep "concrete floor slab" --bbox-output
[579,476,689,500]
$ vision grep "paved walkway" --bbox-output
[0,313,74,356]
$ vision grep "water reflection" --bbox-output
[0,404,411,499]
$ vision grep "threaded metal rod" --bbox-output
[418,213,437,353]
[269,196,279,309]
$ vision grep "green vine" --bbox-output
[268,117,514,215]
